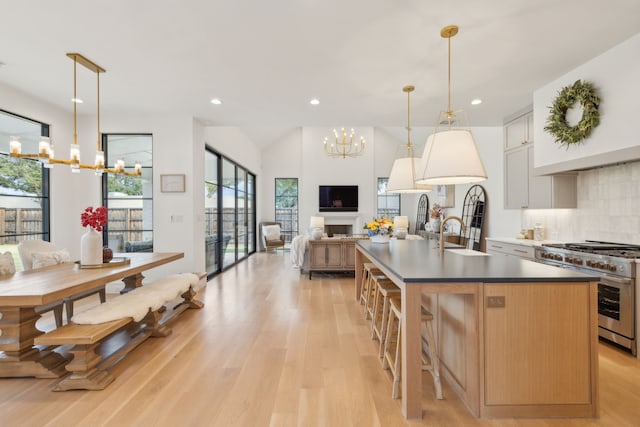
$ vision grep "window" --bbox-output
[377,177,400,218]
[102,134,152,253]
[275,178,298,244]
[0,110,50,271]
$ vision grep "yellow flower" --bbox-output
[364,217,394,235]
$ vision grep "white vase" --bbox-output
[370,234,390,244]
[81,228,103,266]
[431,218,442,233]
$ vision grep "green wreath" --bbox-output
[544,79,600,147]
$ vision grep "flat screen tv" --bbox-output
[319,185,358,212]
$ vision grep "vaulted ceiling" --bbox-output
[1,0,640,147]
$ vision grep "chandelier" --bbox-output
[9,53,141,176]
[416,25,487,185]
[323,128,365,159]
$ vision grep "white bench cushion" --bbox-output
[0,251,16,276]
[72,273,199,324]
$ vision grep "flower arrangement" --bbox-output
[81,206,108,232]
[430,203,445,219]
[363,217,394,236]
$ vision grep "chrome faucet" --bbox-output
[440,215,466,254]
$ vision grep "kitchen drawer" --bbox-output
[486,241,535,260]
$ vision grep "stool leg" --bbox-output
[363,274,374,318]
[423,319,443,400]
[382,307,395,370]
[378,296,390,359]
[392,321,402,400]
[359,268,369,306]
[370,286,381,338]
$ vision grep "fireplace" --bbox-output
[320,213,362,237]
[325,224,352,237]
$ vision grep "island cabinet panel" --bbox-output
[438,294,467,389]
[482,282,596,416]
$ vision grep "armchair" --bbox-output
[259,221,285,253]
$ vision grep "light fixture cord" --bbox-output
[406,88,412,152]
[97,71,101,151]
[73,57,78,146]
[447,33,452,116]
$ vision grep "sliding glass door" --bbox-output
[205,147,255,277]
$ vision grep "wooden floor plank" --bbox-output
[0,253,638,426]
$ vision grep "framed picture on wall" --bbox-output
[160,174,186,193]
[435,184,455,208]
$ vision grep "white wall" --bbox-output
[261,125,519,241]
[299,127,376,233]
[534,32,640,174]
[260,128,302,225]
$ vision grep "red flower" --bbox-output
[81,206,108,232]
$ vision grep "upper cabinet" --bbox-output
[505,111,533,150]
[504,111,577,209]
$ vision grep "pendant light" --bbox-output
[416,25,487,185]
[386,85,432,193]
[9,53,141,176]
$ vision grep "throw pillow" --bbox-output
[262,225,281,242]
[0,251,16,276]
[32,249,71,269]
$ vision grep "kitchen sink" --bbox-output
[445,248,490,256]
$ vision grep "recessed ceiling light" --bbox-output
[310,98,320,105]
[210,98,222,105]
[471,98,482,106]
[71,98,83,103]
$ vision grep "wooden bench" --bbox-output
[34,273,205,391]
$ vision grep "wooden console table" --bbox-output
[308,237,366,279]
[0,252,183,378]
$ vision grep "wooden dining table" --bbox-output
[0,252,183,378]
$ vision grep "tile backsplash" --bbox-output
[522,161,640,244]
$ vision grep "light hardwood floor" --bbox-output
[1,252,640,426]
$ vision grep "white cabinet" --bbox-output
[485,239,535,260]
[505,111,533,150]
[504,113,577,209]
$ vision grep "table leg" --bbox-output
[401,285,423,419]
[120,272,145,294]
[0,307,68,378]
[355,248,363,302]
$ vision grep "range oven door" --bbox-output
[598,274,635,344]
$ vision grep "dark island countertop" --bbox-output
[356,239,601,283]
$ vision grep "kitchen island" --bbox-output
[355,239,600,420]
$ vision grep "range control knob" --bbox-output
[608,264,617,272]
[554,254,563,261]
[596,262,605,269]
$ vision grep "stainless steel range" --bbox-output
[535,241,637,355]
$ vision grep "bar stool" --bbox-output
[360,264,385,319]
[359,263,376,307]
[382,297,443,400]
[382,297,403,399]
[370,278,400,359]
[420,307,443,400]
